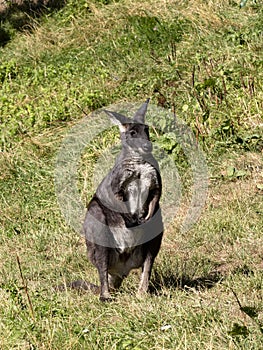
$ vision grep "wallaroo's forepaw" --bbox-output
[138,217,146,225]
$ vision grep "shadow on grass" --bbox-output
[149,270,224,294]
[149,262,258,294]
[0,0,66,47]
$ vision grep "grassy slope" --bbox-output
[0,0,263,349]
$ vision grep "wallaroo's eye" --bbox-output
[130,130,137,136]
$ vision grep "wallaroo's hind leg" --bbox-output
[97,263,111,301]
[84,198,113,301]
[137,254,154,295]
[86,241,112,301]
[137,233,163,295]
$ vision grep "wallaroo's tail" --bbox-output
[54,280,100,294]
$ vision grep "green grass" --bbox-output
[0,0,263,349]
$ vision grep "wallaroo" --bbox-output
[84,99,164,301]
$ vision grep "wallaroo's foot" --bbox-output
[99,295,113,302]
[99,290,112,302]
[136,288,148,298]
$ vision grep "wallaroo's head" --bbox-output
[104,99,152,155]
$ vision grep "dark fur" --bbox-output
[83,100,163,301]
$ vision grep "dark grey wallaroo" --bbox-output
[83,99,163,301]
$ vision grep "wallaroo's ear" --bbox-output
[104,110,129,133]
[133,98,150,123]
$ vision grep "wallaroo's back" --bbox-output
[83,99,163,301]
